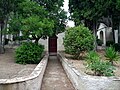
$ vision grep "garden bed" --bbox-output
[61,51,120,77]
[58,51,120,90]
[0,47,48,90]
[0,48,37,79]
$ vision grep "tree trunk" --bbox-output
[0,22,5,54]
[35,38,39,44]
[84,19,93,30]
[93,20,97,51]
[112,16,119,43]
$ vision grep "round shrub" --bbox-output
[63,24,94,58]
[15,42,44,64]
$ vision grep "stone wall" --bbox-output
[58,53,120,90]
[0,54,48,90]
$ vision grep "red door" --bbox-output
[49,35,57,55]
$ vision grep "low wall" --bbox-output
[58,53,120,90]
[0,54,48,90]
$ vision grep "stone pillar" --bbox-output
[103,28,106,46]
[118,23,120,43]
[114,30,118,43]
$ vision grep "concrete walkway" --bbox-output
[41,56,75,90]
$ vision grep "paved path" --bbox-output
[41,56,75,90]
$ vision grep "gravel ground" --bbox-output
[0,48,37,79]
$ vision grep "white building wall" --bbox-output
[106,27,113,41]
[39,38,48,51]
[97,23,107,46]
[38,32,65,51]
[97,23,113,46]
[57,32,65,51]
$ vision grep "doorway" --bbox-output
[48,35,57,55]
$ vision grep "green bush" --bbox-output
[106,41,114,46]
[15,42,44,64]
[87,60,115,76]
[85,51,115,76]
[63,25,94,59]
[85,51,100,64]
[96,39,103,46]
[13,36,27,41]
[113,43,120,51]
[105,46,119,65]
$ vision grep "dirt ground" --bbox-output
[0,48,37,79]
[62,51,120,77]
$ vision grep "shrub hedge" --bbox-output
[15,42,44,64]
[63,24,94,58]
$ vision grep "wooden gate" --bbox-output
[48,35,57,55]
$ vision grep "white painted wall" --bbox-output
[57,32,65,51]
[106,27,113,41]
[97,23,107,46]
[39,32,65,51]
[39,38,48,51]
[97,23,113,46]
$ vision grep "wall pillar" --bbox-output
[114,30,118,43]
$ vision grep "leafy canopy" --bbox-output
[34,0,67,34]
[69,0,120,29]
[8,0,54,43]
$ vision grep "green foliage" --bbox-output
[106,41,114,46]
[13,36,27,41]
[34,0,67,34]
[87,60,115,76]
[15,42,44,64]
[69,0,111,25]
[113,43,120,51]
[69,0,120,31]
[85,51,100,64]
[105,46,120,64]
[8,15,22,35]
[97,39,103,46]
[8,0,54,44]
[85,51,115,76]
[63,25,94,58]
[0,0,15,20]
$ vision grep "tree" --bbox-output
[69,0,112,28]
[0,0,16,53]
[69,0,120,46]
[35,0,67,35]
[8,0,54,44]
[8,0,67,44]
